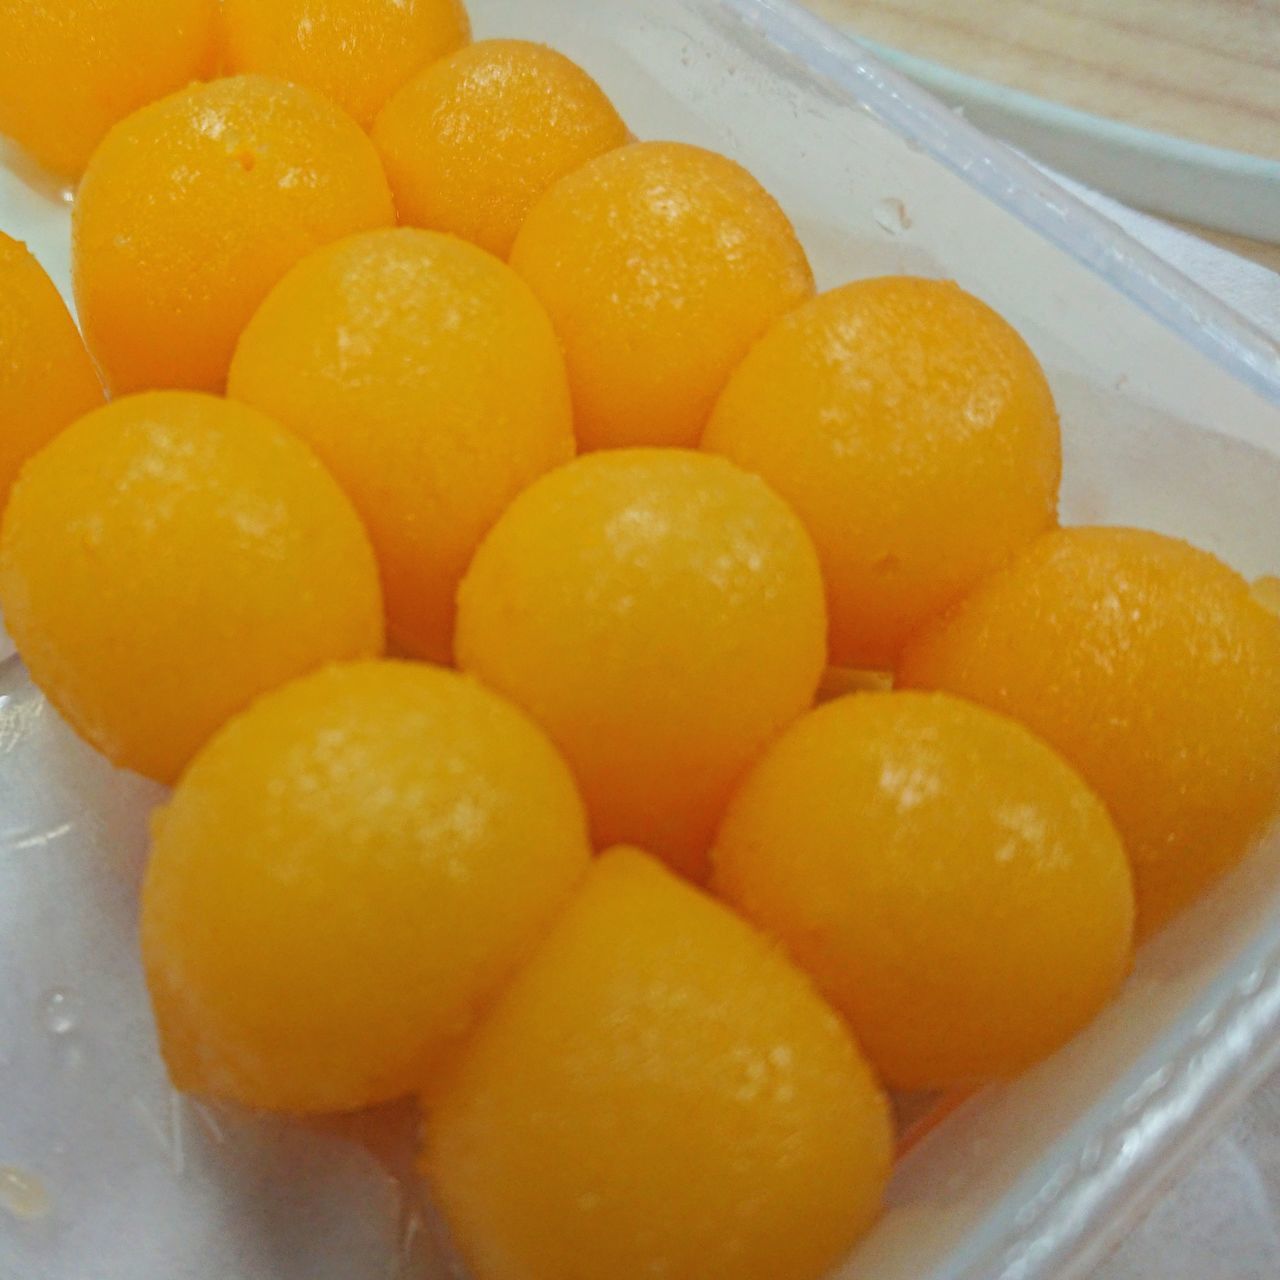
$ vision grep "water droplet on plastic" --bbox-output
[59,185,74,206]
[872,197,912,235]
[191,1100,227,1145]
[0,1166,51,1220]
[399,1208,424,1262]
[132,1091,186,1175]
[42,987,80,1036]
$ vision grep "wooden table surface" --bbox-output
[807,0,1280,272]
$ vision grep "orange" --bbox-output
[0,392,382,783]
[220,0,470,129]
[509,141,813,450]
[900,526,1280,935]
[0,232,103,511]
[228,228,573,662]
[455,449,826,879]
[0,0,219,179]
[712,691,1134,1090]
[72,74,395,395]
[703,277,1061,668]
[424,848,893,1280]
[142,660,591,1113]
[372,39,629,258]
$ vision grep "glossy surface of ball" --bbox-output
[713,691,1134,1089]
[900,527,1280,934]
[143,661,591,1112]
[510,142,813,450]
[221,0,470,127]
[0,232,103,510]
[0,392,383,782]
[373,39,628,257]
[455,449,826,878]
[230,228,573,661]
[0,0,218,177]
[424,847,893,1280]
[703,277,1061,667]
[73,74,395,394]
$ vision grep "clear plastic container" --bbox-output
[2,2,1279,1278]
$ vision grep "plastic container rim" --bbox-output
[716,0,1280,411]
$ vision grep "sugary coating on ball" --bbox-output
[372,39,629,257]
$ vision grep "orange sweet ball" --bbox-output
[220,0,470,129]
[424,848,893,1280]
[0,392,383,783]
[712,692,1134,1091]
[72,75,395,395]
[899,527,1280,936]
[228,228,573,663]
[509,141,814,450]
[142,660,591,1113]
[0,0,218,178]
[0,233,103,510]
[455,449,827,879]
[703,276,1062,668]
[372,39,629,258]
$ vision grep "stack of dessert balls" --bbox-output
[1,4,1277,1278]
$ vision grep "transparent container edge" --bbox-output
[717,0,1280,410]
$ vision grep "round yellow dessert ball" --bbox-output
[424,847,893,1280]
[509,141,814,450]
[229,228,573,663]
[372,39,629,258]
[73,74,395,395]
[702,276,1062,669]
[142,660,591,1114]
[455,449,827,879]
[0,0,219,178]
[220,0,470,128]
[0,392,383,782]
[0,232,103,511]
[899,526,1280,936]
[712,691,1134,1091]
